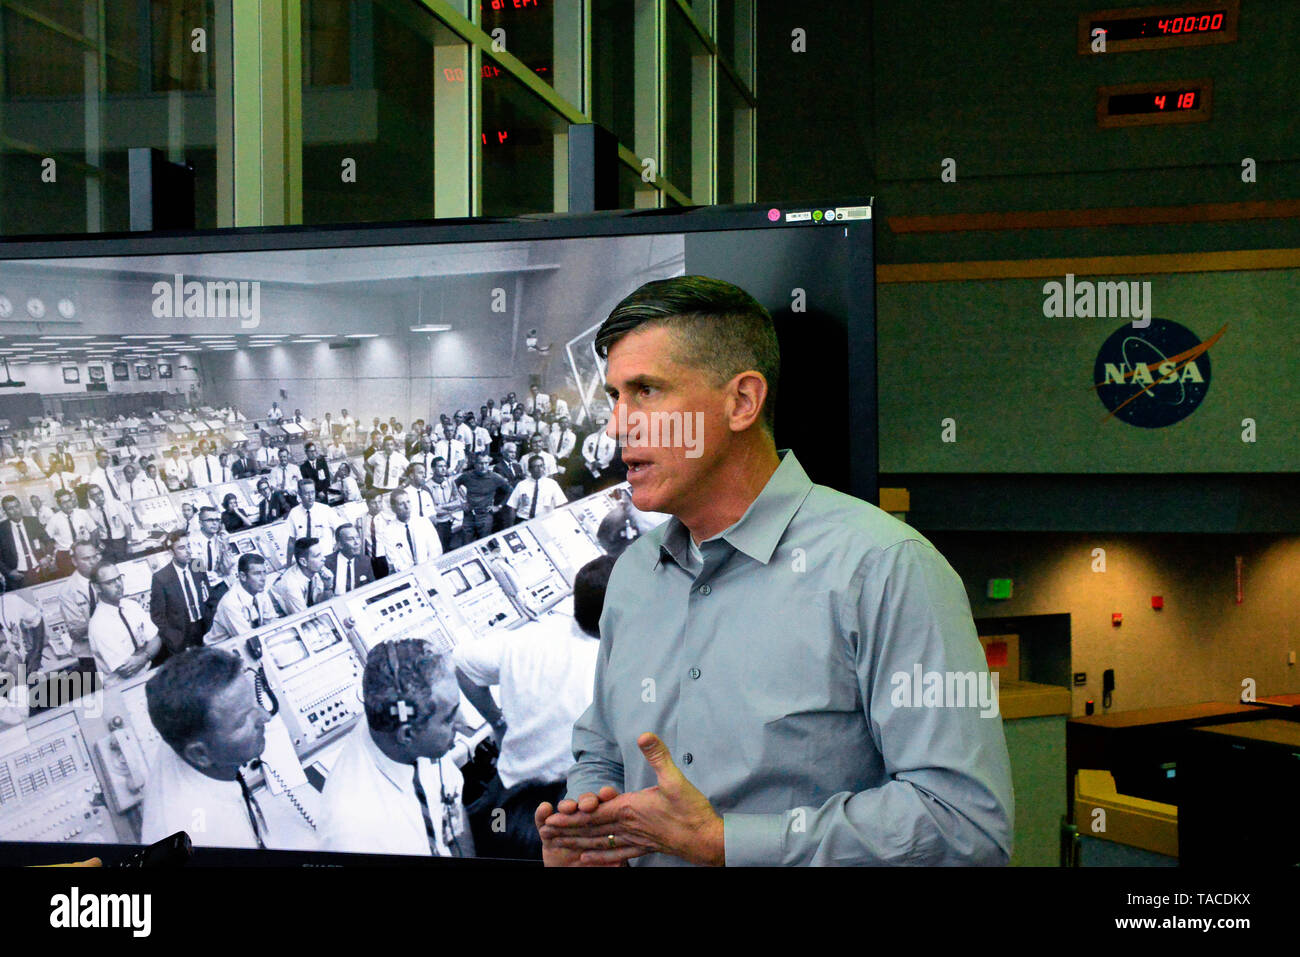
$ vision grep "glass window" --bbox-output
[481,67,568,215]
[479,0,554,84]
[590,0,637,150]
[618,160,659,209]
[716,74,752,204]
[0,0,221,235]
[664,4,711,202]
[714,0,753,87]
[302,0,464,224]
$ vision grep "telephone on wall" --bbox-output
[92,718,150,814]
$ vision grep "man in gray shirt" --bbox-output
[536,276,1013,867]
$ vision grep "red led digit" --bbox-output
[1154,94,1167,110]
[1210,12,1223,29]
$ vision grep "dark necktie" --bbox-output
[181,568,199,621]
[384,454,392,487]
[306,509,312,539]
[235,770,268,849]
[207,540,214,571]
[416,492,425,518]
[118,607,139,650]
[250,597,262,629]
[88,582,97,614]
[529,480,539,518]
[406,524,416,562]
[107,475,120,500]
[411,765,441,856]
[346,559,353,592]
[204,459,212,484]
[369,520,377,557]
[307,576,315,605]
[100,506,111,538]
[15,522,34,568]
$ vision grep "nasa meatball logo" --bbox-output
[1093,319,1225,428]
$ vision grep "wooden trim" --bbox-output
[878,248,1300,283]
[888,199,1300,235]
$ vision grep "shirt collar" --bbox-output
[656,449,813,570]
[359,721,419,793]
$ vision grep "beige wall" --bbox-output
[932,531,1300,717]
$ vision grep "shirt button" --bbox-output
[689,667,701,680]
[682,753,693,765]
[698,584,711,596]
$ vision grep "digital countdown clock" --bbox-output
[1079,1,1239,53]
[1097,78,1213,127]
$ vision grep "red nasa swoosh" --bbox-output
[1090,323,1226,422]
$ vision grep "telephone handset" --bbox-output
[245,635,280,717]
[93,719,150,814]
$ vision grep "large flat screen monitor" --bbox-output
[0,200,875,861]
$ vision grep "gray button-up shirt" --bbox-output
[566,449,1014,866]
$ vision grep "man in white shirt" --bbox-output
[326,438,348,462]
[87,449,126,502]
[433,426,466,475]
[408,436,438,476]
[285,480,341,563]
[319,412,335,439]
[427,457,465,553]
[581,416,617,482]
[267,402,284,423]
[118,462,140,502]
[132,462,169,500]
[141,647,282,849]
[547,415,577,462]
[58,541,102,675]
[161,448,188,491]
[525,385,550,416]
[454,554,610,859]
[272,537,335,615]
[87,562,161,686]
[189,441,222,487]
[367,436,409,492]
[193,507,235,581]
[340,409,356,443]
[525,434,559,477]
[464,415,491,458]
[378,488,442,572]
[512,403,537,438]
[320,639,472,857]
[402,464,438,525]
[267,448,300,508]
[206,554,284,643]
[359,493,390,578]
[46,490,97,577]
[255,440,279,470]
[30,495,56,528]
[506,455,568,524]
[452,412,473,449]
[86,483,136,562]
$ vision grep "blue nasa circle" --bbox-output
[1093,318,1212,428]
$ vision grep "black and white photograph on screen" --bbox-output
[0,231,714,861]
[88,365,105,384]
[61,366,78,384]
[112,362,129,381]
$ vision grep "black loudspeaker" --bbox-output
[567,123,619,213]
[128,148,195,231]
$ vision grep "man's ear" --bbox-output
[183,739,213,769]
